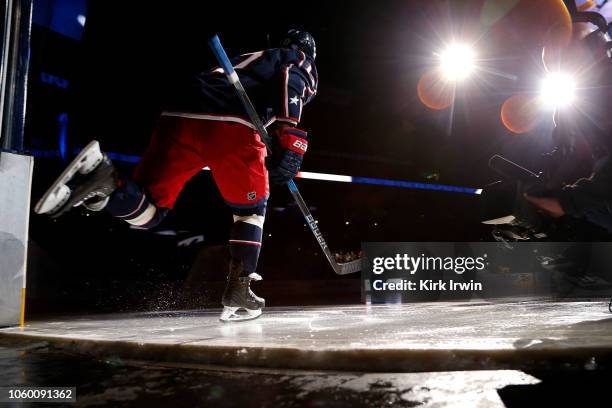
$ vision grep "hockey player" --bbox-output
[35,30,318,322]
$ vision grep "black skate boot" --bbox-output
[35,140,119,218]
[220,260,265,322]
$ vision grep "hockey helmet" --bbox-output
[281,29,316,60]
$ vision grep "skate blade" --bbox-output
[219,307,262,323]
[35,140,103,215]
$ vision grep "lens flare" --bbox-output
[483,0,572,71]
[500,94,541,134]
[417,69,453,110]
[539,72,576,109]
[438,43,476,81]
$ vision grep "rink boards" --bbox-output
[0,152,33,327]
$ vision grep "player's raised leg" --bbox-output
[34,139,169,228]
[36,117,206,229]
[35,140,119,218]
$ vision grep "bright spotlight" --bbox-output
[539,72,576,109]
[438,43,476,81]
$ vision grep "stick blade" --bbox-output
[334,258,364,275]
[482,215,516,225]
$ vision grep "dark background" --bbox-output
[24,0,569,314]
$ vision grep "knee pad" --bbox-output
[230,212,265,275]
[233,213,265,228]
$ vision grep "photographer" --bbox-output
[526,158,612,232]
[526,13,612,235]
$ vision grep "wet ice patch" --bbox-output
[289,370,539,407]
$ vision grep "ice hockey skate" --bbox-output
[34,140,118,218]
[220,271,265,323]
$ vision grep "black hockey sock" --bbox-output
[106,179,168,229]
[229,221,263,278]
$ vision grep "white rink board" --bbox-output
[0,152,33,327]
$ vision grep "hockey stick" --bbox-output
[208,35,362,275]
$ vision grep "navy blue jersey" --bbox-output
[164,48,318,129]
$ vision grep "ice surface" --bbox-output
[1,300,611,371]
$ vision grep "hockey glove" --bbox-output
[266,127,308,186]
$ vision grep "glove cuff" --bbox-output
[279,128,308,155]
